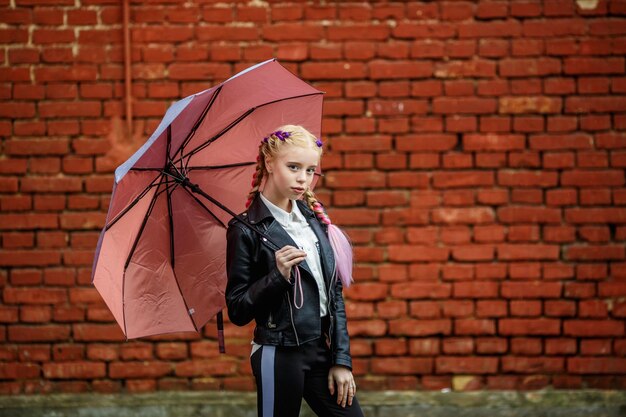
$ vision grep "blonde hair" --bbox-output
[246,124,332,225]
[247,125,355,288]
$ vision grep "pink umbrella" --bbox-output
[91,59,324,347]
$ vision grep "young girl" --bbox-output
[225,125,364,417]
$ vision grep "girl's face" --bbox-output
[265,143,320,206]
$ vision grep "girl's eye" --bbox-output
[286,165,315,174]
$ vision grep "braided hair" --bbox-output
[245,124,353,288]
[245,152,267,209]
[303,189,330,225]
[245,124,323,211]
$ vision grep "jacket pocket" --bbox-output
[267,311,277,329]
[265,296,290,332]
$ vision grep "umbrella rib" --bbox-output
[165,124,189,186]
[131,162,325,177]
[173,91,324,166]
[167,186,176,270]
[180,185,227,229]
[128,167,162,172]
[168,85,222,170]
[176,106,255,167]
[187,161,255,171]
[166,185,199,333]
[105,174,162,231]
[182,179,282,251]
[171,85,222,167]
[121,173,167,338]
[165,125,189,187]
[166,124,173,167]
[123,175,166,271]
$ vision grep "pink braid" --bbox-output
[305,192,354,288]
[312,201,331,225]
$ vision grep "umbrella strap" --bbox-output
[217,311,225,353]
[293,266,303,309]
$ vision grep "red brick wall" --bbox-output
[2,0,626,394]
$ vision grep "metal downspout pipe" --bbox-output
[123,0,132,135]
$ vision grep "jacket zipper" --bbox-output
[261,222,279,330]
[286,292,300,346]
[326,261,337,351]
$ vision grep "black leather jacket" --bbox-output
[225,192,352,370]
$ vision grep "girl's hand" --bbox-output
[328,365,356,407]
[275,245,306,281]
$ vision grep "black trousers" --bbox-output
[250,319,364,417]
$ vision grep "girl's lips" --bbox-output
[292,187,304,193]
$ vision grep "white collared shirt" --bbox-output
[250,193,329,357]
[259,192,328,316]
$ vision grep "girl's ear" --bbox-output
[264,156,273,174]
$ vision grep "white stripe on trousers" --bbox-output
[260,345,276,417]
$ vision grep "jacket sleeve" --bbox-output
[225,220,293,327]
[332,278,353,370]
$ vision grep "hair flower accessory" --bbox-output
[275,130,290,141]
[261,130,291,144]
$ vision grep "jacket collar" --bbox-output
[246,192,316,224]
[258,192,308,227]
[244,192,335,286]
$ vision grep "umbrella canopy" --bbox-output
[92,58,324,340]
